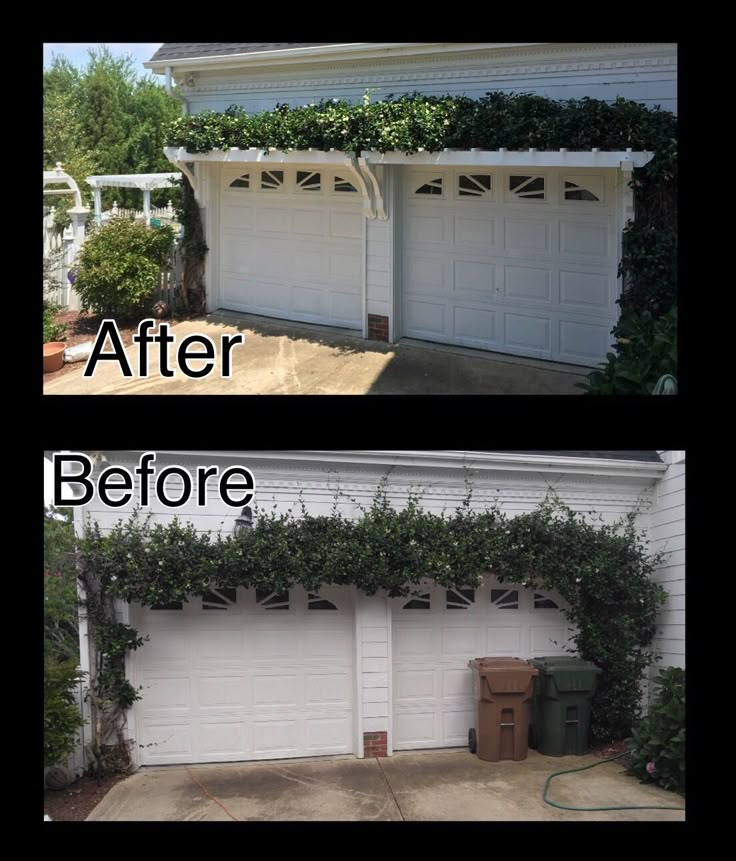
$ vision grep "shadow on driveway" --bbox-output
[43,312,589,395]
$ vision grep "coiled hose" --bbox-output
[543,752,686,812]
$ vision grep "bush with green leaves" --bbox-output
[627,667,685,793]
[74,218,176,316]
[580,307,677,395]
[43,300,66,343]
[44,657,85,768]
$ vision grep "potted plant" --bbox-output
[43,298,67,374]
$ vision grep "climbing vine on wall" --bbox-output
[173,174,208,315]
[76,486,667,759]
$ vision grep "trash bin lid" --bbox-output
[530,656,601,691]
[468,657,538,692]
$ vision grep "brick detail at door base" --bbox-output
[367,315,390,342]
[363,731,388,757]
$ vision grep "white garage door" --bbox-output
[402,167,620,365]
[132,586,354,765]
[219,167,364,328]
[392,579,573,751]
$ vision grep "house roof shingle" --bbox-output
[149,44,335,62]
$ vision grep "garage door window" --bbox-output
[402,592,430,609]
[533,592,560,609]
[491,589,519,609]
[334,176,358,193]
[256,588,289,609]
[229,174,250,189]
[446,588,475,609]
[563,177,603,202]
[307,593,338,610]
[458,174,492,197]
[202,587,237,610]
[151,601,183,611]
[260,170,284,190]
[297,171,321,192]
[415,177,444,196]
[509,175,545,200]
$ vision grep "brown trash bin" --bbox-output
[468,657,539,762]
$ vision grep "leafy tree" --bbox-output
[44,506,79,662]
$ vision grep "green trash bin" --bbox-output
[530,656,602,756]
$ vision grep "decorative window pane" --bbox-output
[308,592,338,610]
[534,592,560,609]
[202,587,237,610]
[415,177,443,195]
[334,176,358,193]
[564,180,600,202]
[151,601,182,611]
[403,592,430,610]
[261,170,284,190]
[256,588,290,610]
[297,171,321,191]
[229,174,250,189]
[491,589,519,609]
[509,175,545,199]
[446,588,475,609]
[458,174,492,197]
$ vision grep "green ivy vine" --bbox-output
[77,487,667,757]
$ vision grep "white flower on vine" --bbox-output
[576,577,582,583]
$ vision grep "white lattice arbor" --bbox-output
[43,162,83,207]
[86,173,181,226]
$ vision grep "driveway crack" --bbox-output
[375,758,405,822]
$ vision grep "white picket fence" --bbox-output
[102,200,179,225]
[43,208,81,310]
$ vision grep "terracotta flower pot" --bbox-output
[43,341,66,374]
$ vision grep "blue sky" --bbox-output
[43,43,163,79]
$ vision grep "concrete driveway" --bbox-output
[86,749,685,821]
[43,312,588,395]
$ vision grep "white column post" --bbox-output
[66,207,89,312]
[143,189,151,226]
[93,188,102,226]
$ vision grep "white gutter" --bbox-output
[144,43,547,73]
[110,450,667,479]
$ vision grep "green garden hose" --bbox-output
[542,752,686,812]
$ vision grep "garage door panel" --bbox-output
[329,251,361,284]
[305,672,352,706]
[406,213,446,243]
[444,709,475,745]
[253,719,301,756]
[254,674,302,708]
[505,218,551,253]
[292,248,325,279]
[453,306,495,345]
[505,312,551,354]
[292,208,325,235]
[330,210,363,239]
[395,669,436,701]
[559,270,612,311]
[403,167,618,364]
[442,626,484,656]
[290,285,325,317]
[454,216,496,246]
[558,319,615,364]
[329,291,362,325]
[198,675,249,709]
[200,720,247,757]
[486,626,525,654]
[306,717,352,752]
[142,675,192,711]
[395,712,437,747]
[405,300,446,336]
[454,259,495,298]
[139,721,194,762]
[221,203,254,230]
[504,265,553,303]
[442,667,474,698]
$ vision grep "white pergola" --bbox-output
[44,162,83,208]
[86,172,181,225]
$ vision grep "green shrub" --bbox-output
[580,307,677,395]
[74,218,176,316]
[44,657,85,768]
[618,221,677,316]
[627,667,685,793]
[43,300,66,343]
